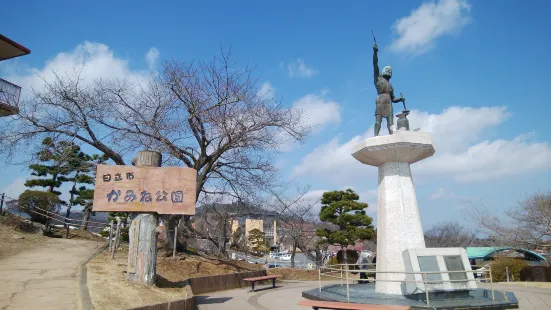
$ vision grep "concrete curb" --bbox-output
[78,242,109,310]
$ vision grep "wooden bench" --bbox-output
[297,300,411,310]
[243,275,279,291]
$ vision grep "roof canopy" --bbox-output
[466,247,547,261]
[0,34,31,61]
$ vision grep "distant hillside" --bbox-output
[196,202,279,217]
[62,211,110,233]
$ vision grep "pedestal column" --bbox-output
[376,162,426,294]
[351,131,435,295]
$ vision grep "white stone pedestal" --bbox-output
[351,131,435,295]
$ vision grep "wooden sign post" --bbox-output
[93,150,196,285]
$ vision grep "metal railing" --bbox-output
[0,78,21,110]
[318,263,493,306]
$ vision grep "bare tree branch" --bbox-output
[0,49,310,251]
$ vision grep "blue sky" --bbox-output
[1,0,550,231]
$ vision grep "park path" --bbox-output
[196,281,551,310]
[197,281,324,310]
[0,238,103,310]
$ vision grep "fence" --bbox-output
[0,193,126,257]
[318,263,493,307]
[0,78,21,114]
[189,270,268,295]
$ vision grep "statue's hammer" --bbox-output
[400,92,407,111]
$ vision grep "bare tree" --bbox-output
[0,49,310,250]
[269,186,322,267]
[424,221,476,248]
[471,191,551,249]
[192,202,248,257]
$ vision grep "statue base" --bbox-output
[352,131,435,295]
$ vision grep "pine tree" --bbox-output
[248,228,269,253]
[25,138,81,203]
[316,189,375,264]
[73,154,109,231]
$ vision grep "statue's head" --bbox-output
[382,66,392,78]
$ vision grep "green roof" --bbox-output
[466,247,546,261]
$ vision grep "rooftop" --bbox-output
[0,34,31,61]
[466,247,547,261]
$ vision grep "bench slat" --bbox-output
[243,275,279,281]
[297,300,410,310]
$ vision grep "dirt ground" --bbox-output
[498,281,551,289]
[156,253,265,283]
[268,267,344,281]
[0,217,48,259]
[50,226,106,241]
[87,242,370,309]
[156,253,340,283]
[0,214,105,260]
[87,245,188,310]
[87,246,345,309]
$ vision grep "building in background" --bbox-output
[0,34,31,117]
[466,247,547,266]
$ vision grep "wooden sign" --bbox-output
[92,164,196,214]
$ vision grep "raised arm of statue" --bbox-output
[373,43,380,85]
[391,90,404,103]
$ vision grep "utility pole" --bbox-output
[0,193,5,214]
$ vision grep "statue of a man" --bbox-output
[373,42,405,136]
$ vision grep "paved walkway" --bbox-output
[0,238,103,310]
[196,281,551,310]
[197,281,321,310]
[480,283,551,310]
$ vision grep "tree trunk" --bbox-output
[81,206,91,231]
[291,241,297,268]
[218,219,228,257]
[342,246,348,271]
[126,150,160,285]
[65,177,77,238]
[126,213,158,285]
[297,242,318,267]
[162,215,181,250]
[315,249,322,267]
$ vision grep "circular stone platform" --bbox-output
[302,284,519,309]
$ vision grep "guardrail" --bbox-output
[0,78,21,111]
[318,263,493,306]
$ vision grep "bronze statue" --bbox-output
[372,42,405,136]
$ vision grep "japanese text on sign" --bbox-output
[103,172,134,182]
[106,190,184,203]
[92,164,196,215]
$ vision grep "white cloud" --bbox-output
[287,59,317,78]
[356,188,378,215]
[418,133,551,182]
[292,94,341,131]
[292,106,551,184]
[257,82,275,100]
[6,41,156,97]
[256,84,341,132]
[145,47,160,71]
[291,131,372,181]
[275,93,342,152]
[408,106,512,153]
[1,178,27,200]
[301,189,326,215]
[390,0,471,55]
[430,188,456,200]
